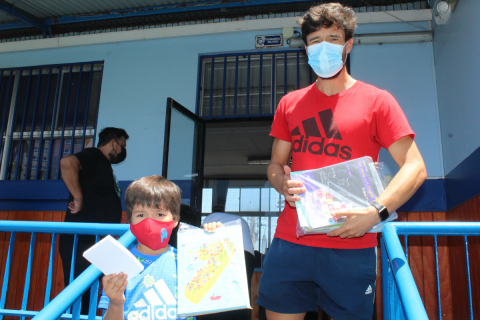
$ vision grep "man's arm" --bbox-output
[328,136,427,238]
[60,155,84,214]
[267,138,306,207]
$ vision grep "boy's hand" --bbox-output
[102,272,128,307]
[203,222,223,233]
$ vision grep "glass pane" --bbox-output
[34,68,59,132]
[13,70,41,133]
[202,188,213,213]
[56,65,98,132]
[86,66,102,129]
[48,139,62,179]
[224,57,237,116]
[6,140,20,180]
[36,139,51,180]
[236,56,248,116]
[0,72,14,137]
[201,58,212,117]
[212,58,225,117]
[275,53,286,109]
[225,188,240,212]
[27,140,41,180]
[261,55,272,115]
[286,53,298,93]
[167,107,203,208]
[240,188,260,211]
[248,55,260,115]
[299,52,312,89]
[261,188,270,212]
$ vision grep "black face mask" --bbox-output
[111,146,126,164]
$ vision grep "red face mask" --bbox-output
[130,219,175,250]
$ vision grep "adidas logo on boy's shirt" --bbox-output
[291,109,352,160]
[129,278,178,320]
[365,285,373,295]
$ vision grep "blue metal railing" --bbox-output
[0,221,132,320]
[381,222,480,320]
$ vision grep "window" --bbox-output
[202,180,285,254]
[0,62,104,180]
[197,50,316,119]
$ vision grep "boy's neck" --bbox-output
[136,243,170,256]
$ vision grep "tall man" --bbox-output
[59,127,129,315]
[256,3,427,320]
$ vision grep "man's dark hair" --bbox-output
[97,127,129,147]
[297,3,357,45]
[125,175,181,223]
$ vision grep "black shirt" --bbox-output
[64,147,122,224]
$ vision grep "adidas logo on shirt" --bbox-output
[291,109,352,160]
[128,279,177,320]
[365,285,373,295]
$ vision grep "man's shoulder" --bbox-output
[354,81,389,98]
[73,147,101,159]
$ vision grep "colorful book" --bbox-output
[290,156,397,235]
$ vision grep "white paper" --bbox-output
[83,235,144,280]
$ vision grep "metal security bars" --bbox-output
[0,221,132,320]
[197,50,316,119]
[381,222,480,320]
[0,62,104,181]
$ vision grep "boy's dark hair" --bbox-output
[97,127,129,147]
[125,175,181,223]
[297,3,357,45]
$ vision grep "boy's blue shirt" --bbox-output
[99,245,194,320]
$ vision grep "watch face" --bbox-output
[437,1,449,14]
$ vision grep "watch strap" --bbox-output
[372,201,389,221]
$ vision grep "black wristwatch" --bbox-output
[372,201,389,221]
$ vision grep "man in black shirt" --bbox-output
[59,127,129,315]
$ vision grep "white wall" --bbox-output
[351,41,443,178]
[433,0,480,174]
[0,19,443,180]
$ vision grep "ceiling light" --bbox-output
[353,31,433,45]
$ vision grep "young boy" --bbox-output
[99,175,220,320]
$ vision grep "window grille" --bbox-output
[197,50,317,119]
[0,62,104,180]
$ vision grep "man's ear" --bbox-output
[174,219,179,228]
[305,44,309,55]
[346,38,354,54]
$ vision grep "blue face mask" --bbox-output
[307,41,347,78]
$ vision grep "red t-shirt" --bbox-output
[270,81,415,249]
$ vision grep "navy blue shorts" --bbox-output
[257,238,376,320]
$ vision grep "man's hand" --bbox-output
[327,206,381,238]
[67,198,84,214]
[102,273,128,307]
[283,166,306,207]
[203,222,223,233]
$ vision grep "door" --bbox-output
[162,98,205,231]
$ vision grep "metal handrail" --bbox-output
[32,230,136,320]
[381,222,480,320]
[0,221,132,320]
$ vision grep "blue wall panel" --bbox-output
[445,146,480,210]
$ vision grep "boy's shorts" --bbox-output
[257,238,376,320]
